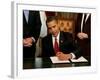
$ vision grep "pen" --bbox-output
[68,59,72,63]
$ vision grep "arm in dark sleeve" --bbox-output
[30,11,41,43]
[72,40,82,58]
[69,33,82,58]
[64,32,82,58]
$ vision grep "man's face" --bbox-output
[47,20,60,37]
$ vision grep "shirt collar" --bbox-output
[52,32,60,39]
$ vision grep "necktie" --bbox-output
[54,37,60,54]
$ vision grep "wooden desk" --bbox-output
[23,57,90,69]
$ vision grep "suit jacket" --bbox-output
[42,32,81,58]
[75,13,91,40]
[23,10,41,58]
[23,10,41,43]
[75,13,91,57]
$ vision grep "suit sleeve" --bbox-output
[69,33,82,58]
[64,32,82,58]
[30,11,41,43]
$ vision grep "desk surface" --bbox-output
[23,57,90,69]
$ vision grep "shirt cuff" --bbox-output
[31,37,36,43]
[70,52,76,59]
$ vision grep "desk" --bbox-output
[23,57,90,69]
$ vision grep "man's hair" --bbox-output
[46,16,58,24]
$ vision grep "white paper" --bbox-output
[50,56,88,63]
[71,56,88,62]
[50,56,70,63]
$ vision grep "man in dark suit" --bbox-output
[42,16,81,60]
[75,13,91,58]
[23,10,41,59]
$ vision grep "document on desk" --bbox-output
[50,56,88,63]
[71,56,88,62]
[50,56,70,63]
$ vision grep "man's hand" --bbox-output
[77,32,88,39]
[56,52,72,60]
[23,37,33,47]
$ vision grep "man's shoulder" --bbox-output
[61,31,72,36]
[60,32,73,40]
